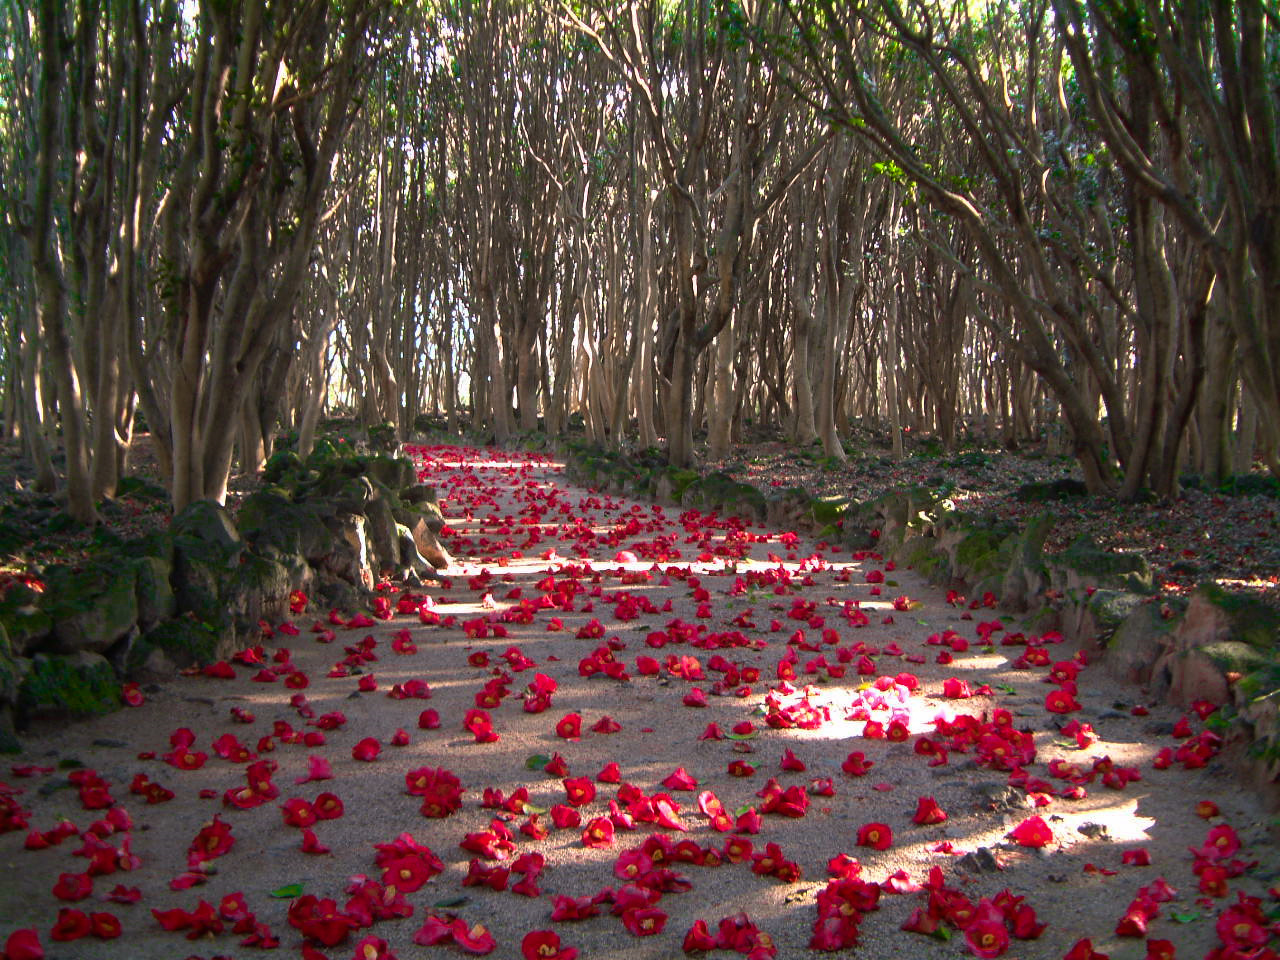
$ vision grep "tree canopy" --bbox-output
[2,0,1277,512]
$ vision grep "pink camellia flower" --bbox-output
[662,767,698,791]
[964,917,1010,958]
[1045,688,1081,713]
[522,929,578,960]
[555,713,582,741]
[912,796,948,825]
[1008,815,1053,848]
[856,822,892,850]
[621,907,667,937]
[2,929,44,959]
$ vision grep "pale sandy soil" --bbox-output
[0,446,1276,960]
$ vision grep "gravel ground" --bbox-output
[1,445,1276,960]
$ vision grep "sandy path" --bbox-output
[1,445,1275,960]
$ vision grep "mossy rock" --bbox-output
[666,468,701,500]
[1081,589,1147,642]
[120,529,175,564]
[18,652,120,717]
[1057,536,1153,593]
[1194,582,1280,650]
[809,496,848,527]
[953,527,1010,581]
[142,617,221,668]
[361,454,416,492]
[225,553,293,627]
[0,625,23,704]
[1105,601,1175,684]
[263,449,304,485]
[172,500,243,557]
[0,585,53,657]
[401,483,438,506]
[362,489,401,576]
[42,562,139,656]
[240,494,334,563]
[897,535,949,582]
[171,540,235,631]
[306,437,348,468]
[395,501,445,536]
[237,488,294,534]
[1203,640,1274,678]
[129,555,175,631]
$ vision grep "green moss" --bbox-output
[18,653,120,716]
[142,617,220,668]
[1203,640,1273,676]
[1196,582,1280,650]
[666,468,701,500]
[809,497,847,526]
[0,585,53,654]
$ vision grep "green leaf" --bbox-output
[270,883,304,899]
[525,754,550,771]
[523,803,547,815]
[733,805,755,817]
[433,895,470,909]
[1171,911,1201,924]
[726,730,758,740]
[996,684,1018,695]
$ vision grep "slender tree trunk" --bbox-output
[32,0,95,523]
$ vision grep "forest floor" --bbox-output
[2,430,1278,610]
[700,431,1280,609]
[2,444,1278,960]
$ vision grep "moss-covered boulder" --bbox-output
[0,626,25,751]
[18,651,120,719]
[263,449,304,485]
[140,616,222,669]
[224,552,292,630]
[42,562,139,656]
[239,491,335,563]
[1148,583,1280,709]
[173,500,243,557]
[1182,582,1280,651]
[809,496,847,529]
[362,454,416,492]
[130,555,175,630]
[896,534,950,582]
[0,583,53,656]
[401,483,438,506]
[938,522,1012,584]
[1069,589,1147,645]
[362,485,402,578]
[1105,600,1176,685]
[654,468,700,505]
[323,513,375,591]
[998,512,1054,610]
[766,487,813,528]
[1052,536,1153,594]
[396,499,445,536]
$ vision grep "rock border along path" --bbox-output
[0,445,1275,960]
